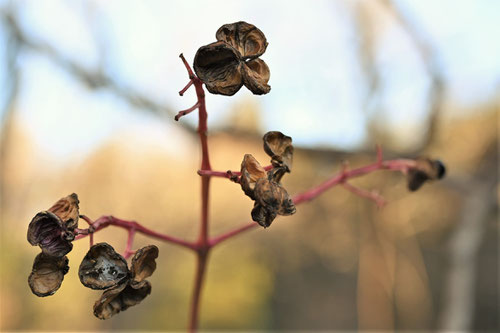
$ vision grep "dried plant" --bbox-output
[26,21,445,332]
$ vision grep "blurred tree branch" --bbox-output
[0,8,197,134]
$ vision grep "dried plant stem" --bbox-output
[72,56,419,332]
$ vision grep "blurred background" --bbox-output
[0,0,498,331]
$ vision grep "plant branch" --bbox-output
[74,215,196,250]
[211,154,416,246]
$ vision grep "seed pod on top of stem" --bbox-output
[407,158,446,191]
[194,21,271,96]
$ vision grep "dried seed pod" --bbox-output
[251,203,277,228]
[27,211,73,258]
[251,178,296,227]
[240,154,267,199]
[130,245,159,283]
[242,58,271,95]
[47,193,80,230]
[79,243,129,290]
[193,41,243,96]
[407,158,446,191]
[263,131,293,171]
[93,280,152,320]
[28,253,69,297]
[216,21,268,60]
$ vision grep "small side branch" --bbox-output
[342,182,387,208]
[175,102,200,121]
[123,229,136,259]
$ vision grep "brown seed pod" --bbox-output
[407,158,446,191]
[93,280,152,320]
[47,193,80,230]
[130,245,159,283]
[27,211,73,258]
[242,58,271,95]
[79,243,129,290]
[251,178,296,227]
[193,41,243,96]
[263,131,293,171]
[216,21,268,60]
[240,154,267,200]
[28,253,69,297]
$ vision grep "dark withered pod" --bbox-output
[407,158,446,191]
[193,41,243,96]
[239,131,296,227]
[80,243,159,320]
[193,21,271,96]
[79,243,129,290]
[216,21,268,60]
[27,193,80,258]
[130,245,159,283]
[27,211,74,258]
[263,131,293,172]
[240,154,267,200]
[28,253,69,297]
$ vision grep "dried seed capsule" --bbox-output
[79,243,129,290]
[28,253,69,297]
[130,245,159,283]
[242,58,271,95]
[251,178,296,227]
[240,154,267,200]
[27,211,73,258]
[216,21,268,60]
[47,193,80,230]
[193,41,243,96]
[263,131,293,171]
[407,158,446,191]
[93,280,151,320]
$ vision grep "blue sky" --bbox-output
[1,0,499,158]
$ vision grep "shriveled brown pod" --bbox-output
[263,131,293,171]
[216,21,268,60]
[242,58,271,95]
[193,41,243,96]
[27,211,73,258]
[251,203,277,228]
[47,193,80,230]
[407,158,446,191]
[93,280,152,320]
[240,154,267,200]
[130,245,159,283]
[79,243,129,290]
[28,253,69,297]
[251,178,296,227]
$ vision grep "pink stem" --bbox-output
[175,102,200,121]
[75,215,196,250]
[179,79,194,96]
[178,53,211,332]
[342,182,386,208]
[123,229,136,259]
[197,164,274,179]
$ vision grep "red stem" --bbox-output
[178,54,211,332]
[75,215,196,250]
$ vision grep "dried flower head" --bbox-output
[240,131,296,227]
[28,253,69,297]
[79,243,159,320]
[194,21,271,96]
[27,194,80,258]
[407,158,446,191]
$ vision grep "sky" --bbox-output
[0,0,499,158]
